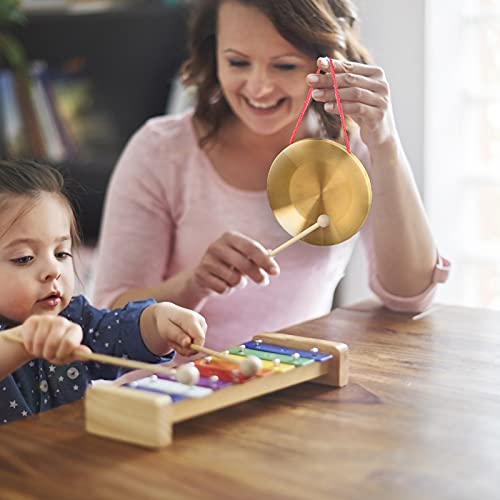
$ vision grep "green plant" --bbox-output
[0,0,27,69]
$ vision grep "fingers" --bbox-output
[218,232,280,279]
[21,315,84,364]
[201,253,243,289]
[159,321,191,356]
[310,73,388,97]
[157,303,207,357]
[196,232,281,295]
[306,58,390,123]
[316,57,384,78]
[323,100,383,120]
[196,268,233,295]
[203,250,263,288]
[312,87,385,108]
[22,316,44,354]
[74,345,92,358]
[54,323,85,363]
[174,308,207,346]
[314,88,386,119]
[164,321,199,357]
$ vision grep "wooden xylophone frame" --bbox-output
[84,332,349,448]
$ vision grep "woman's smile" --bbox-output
[241,95,288,115]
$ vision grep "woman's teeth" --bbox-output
[246,97,284,109]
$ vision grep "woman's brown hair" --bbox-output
[182,0,372,145]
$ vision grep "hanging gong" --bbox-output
[267,138,372,246]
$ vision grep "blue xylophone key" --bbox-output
[124,383,188,402]
[125,376,213,400]
[241,341,333,362]
[169,393,187,402]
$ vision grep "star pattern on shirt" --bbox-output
[0,295,170,425]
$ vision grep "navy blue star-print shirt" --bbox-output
[0,295,173,424]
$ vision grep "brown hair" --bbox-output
[182,0,372,145]
[0,159,81,247]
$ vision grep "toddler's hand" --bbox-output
[20,315,92,364]
[152,302,207,357]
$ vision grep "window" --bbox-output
[426,0,500,308]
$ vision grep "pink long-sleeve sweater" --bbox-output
[93,111,450,351]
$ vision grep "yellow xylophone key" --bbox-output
[224,353,295,373]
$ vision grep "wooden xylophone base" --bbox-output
[84,332,349,448]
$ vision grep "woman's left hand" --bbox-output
[307,57,396,149]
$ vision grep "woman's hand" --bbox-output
[191,231,280,296]
[307,57,397,149]
[149,302,207,357]
[18,315,91,364]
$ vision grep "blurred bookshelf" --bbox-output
[0,0,190,244]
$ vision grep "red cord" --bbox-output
[328,58,351,153]
[289,57,351,154]
[289,68,320,145]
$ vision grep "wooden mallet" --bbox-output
[1,327,201,385]
[269,214,330,257]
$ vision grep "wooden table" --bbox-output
[1,303,499,500]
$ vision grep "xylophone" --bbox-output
[85,332,348,448]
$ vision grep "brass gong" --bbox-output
[267,138,372,245]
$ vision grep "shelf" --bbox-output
[20,0,181,16]
[1,1,190,242]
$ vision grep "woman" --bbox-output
[94,0,449,351]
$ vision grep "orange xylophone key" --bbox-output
[194,357,272,383]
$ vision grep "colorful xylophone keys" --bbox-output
[84,333,349,448]
[128,339,334,394]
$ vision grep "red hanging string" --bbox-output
[289,57,351,154]
[328,58,351,154]
[289,68,319,145]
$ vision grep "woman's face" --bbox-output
[216,1,316,137]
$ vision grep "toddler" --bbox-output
[0,160,207,423]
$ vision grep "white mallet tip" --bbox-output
[317,214,330,228]
[240,355,263,377]
[176,364,200,386]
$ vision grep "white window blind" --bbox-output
[426,0,500,308]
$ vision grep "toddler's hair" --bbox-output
[0,159,80,245]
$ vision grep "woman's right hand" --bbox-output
[191,231,280,296]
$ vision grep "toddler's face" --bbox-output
[0,193,75,323]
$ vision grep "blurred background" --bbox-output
[1,0,498,310]
[342,0,500,310]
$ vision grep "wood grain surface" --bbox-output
[1,302,498,500]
